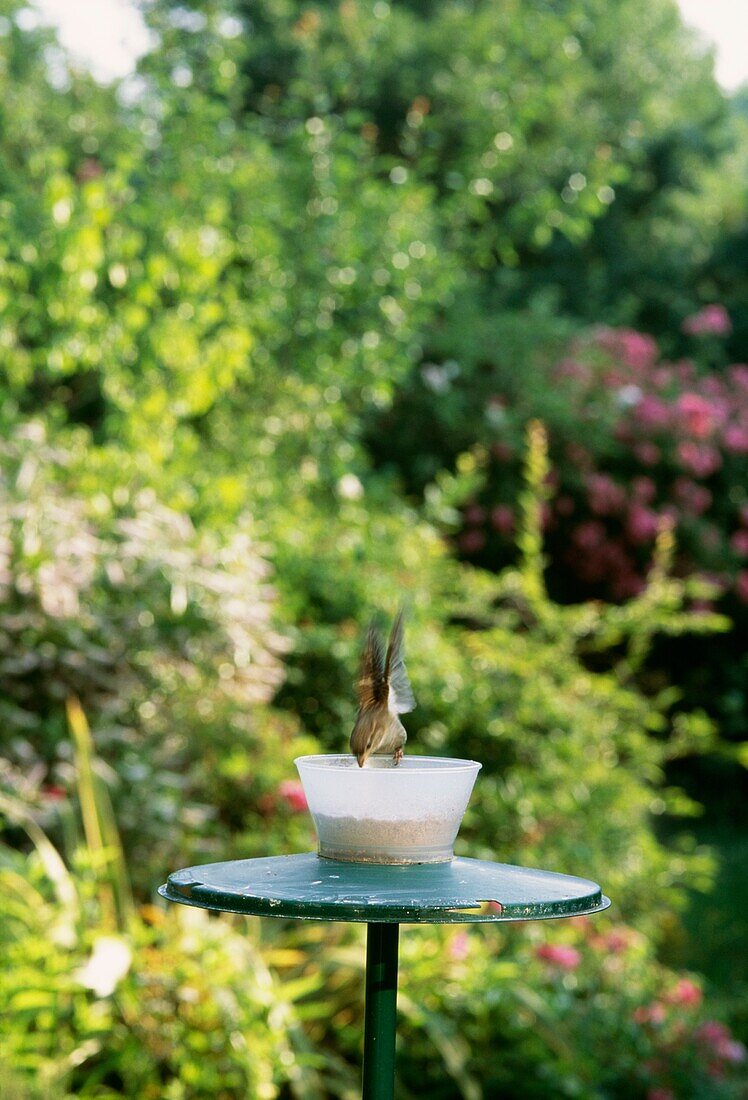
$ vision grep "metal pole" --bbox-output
[362,922,399,1100]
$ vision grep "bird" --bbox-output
[350,609,416,767]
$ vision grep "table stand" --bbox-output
[160,853,609,1099]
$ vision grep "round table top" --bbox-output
[159,852,610,924]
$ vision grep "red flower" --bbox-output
[278,780,308,813]
[535,943,581,970]
[41,785,67,802]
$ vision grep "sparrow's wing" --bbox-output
[385,609,416,714]
[357,623,387,708]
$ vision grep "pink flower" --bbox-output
[449,931,470,961]
[535,943,581,970]
[632,476,656,504]
[586,473,627,516]
[595,327,659,371]
[490,504,515,535]
[458,529,486,554]
[697,1021,730,1045]
[682,304,732,337]
[672,478,712,516]
[696,1021,746,1063]
[634,441,661,467]
[572,520,606,552]
[731,531,748,557]
[588,926,634,954]
[627,503,661,545]
[665,978,702,1008]
[723,424,748,455]
[718,1040,747,1064]
[676,442,722,478]
[464,504,486,525]
[554,357,591,384]
[677,393,718,439]
[633,1002,667,1026]
[652,366,673,390]
[636,395,671,430]
[736,572,748,604]
[278,780,308,813]
[729,364,748,391]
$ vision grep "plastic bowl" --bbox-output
[295,754,481,864]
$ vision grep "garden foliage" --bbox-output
[0,0,747,1095]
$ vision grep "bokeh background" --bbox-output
[1,0,747,1097]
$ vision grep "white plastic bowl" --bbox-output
[295,754,481,864]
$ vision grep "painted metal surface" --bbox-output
[158,852,610,923]
[363,924,399,1100]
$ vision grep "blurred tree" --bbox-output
[142,0,730,325]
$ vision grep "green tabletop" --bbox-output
[158,852,610,923]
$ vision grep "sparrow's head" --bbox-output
[355,735,377,767]
[351,726,377,768]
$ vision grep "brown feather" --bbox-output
[356,623,386,709]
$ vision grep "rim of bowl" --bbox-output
[294,754,482,773]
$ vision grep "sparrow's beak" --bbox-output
[356,749,370,768]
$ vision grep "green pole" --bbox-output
[362,922,399,1100]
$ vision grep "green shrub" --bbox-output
[0,420,314,888]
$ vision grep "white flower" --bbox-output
[616,384,643,408]
[75,935,132,998]
[337,474,364,501]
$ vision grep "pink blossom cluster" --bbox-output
[695,1020,747,1068]
[277,779,308,812]
[525,921,745,1092]
[635,990,746,1089]
[535,942,581,970]
[461,317,748,605]
[681,304,732,337]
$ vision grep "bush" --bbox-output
[0,420,314,888]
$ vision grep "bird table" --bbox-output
[159,853,610,1099]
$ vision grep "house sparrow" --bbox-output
[350,609,416,767]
